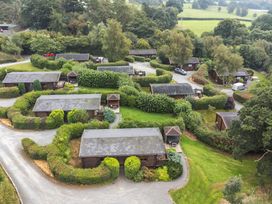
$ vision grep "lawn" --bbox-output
[0,62,41,72]
[79,87,119,93]
[170,136,258,204]
[120,107,176,122]
[176,20,251,36]
[0,166,20,204]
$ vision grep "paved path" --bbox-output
[0,97,18,107]
[0,59,30,68]
[109,113,122,129]
[0,123,189,204]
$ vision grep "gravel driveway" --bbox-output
[0,123,189,204]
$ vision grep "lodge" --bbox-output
[32,94,102,118]
[97,65,135,75]
[129,49,157,57]
[182,57,200,71]
[215,112,239,131]
[2,72,61,91]
[150,83,195,98]
[79,128,168,168]
[55,53,90,61]
[210,69,250,84]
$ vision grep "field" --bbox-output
[0,166,20,204]
[177,3,266,36]
[120,107,176,122]
[170,136,258,204]
[0,62,41,71]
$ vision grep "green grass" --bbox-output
[0,62,41,71]
[170,136,258,204]
[120,107,176,122]
[176,20,251,36]
[0,166,20,204]
[79,87,119,93]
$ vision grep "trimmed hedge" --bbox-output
[124,156,142,182]
[22,138,48,160]
[233,91,253,104]
[187,94,228,110]
[0,107,8,118]
[125,56,135,63]
[133,68,172,87]
[150,60,174,71]
[132,55,145,62]
[31,54,66,70]
[203,84,220,96]
[0,87,20,98]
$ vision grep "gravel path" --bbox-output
[0,122,189,204]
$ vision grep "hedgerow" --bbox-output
[149,59,174,71]
[30,54,66,70]
[0,87,20,98]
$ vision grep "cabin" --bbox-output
[67,71,78,84]
[150,83,195,99]
[55,53,90,61]
[2,72,61,91]
[97,66,135,75]
[79,128,168,168]
[215,112,239,131]
[210,70,250,84]
[163,126,181,147]
[182,57,200,71]
[129,49,157,57]
[107,94,120,109]
[32,94,102,118]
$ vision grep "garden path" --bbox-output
[0,58,30,68]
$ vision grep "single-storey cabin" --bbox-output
[107,94,120,109]
[2,72,61,91]
[150,83,195,99]
[97,66,134,75]
[55,53,90,61]
[215,112,239,131]
[67,71,78,84]
[182,57,200,71]
[129,49,157,57]
[33,94,102,118]
[79,128,168,168]
[163,126,181,147]
[210,70,250,84]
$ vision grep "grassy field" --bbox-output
[0,166,20,204]
[120,107,176,122]
[170,136,258,204]
[0,62,41,71]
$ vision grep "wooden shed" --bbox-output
[67,71,78,84]
[32,94,102,119]
[150,83,195,99]
[163,126,181,146]
[107,94,120,109]
[183,57,200,71]
[215,112,239,131]
[79,128,168,168]
[2,72,61,91]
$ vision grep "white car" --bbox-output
[232,82,246,91]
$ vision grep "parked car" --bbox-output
[174,67,187,75]
[232,82,246,91]
[135,70,146,76]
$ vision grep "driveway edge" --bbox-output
[0,161,24,204]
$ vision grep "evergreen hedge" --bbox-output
[0,87,20,98]
[149,60,174,71]
[30,54,66,70]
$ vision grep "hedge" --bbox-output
[30,54,66,70]
[149,60,174,71]
[233,91,254,104]
[0,52,17,64]
[67,109,89,123]
[0,107,8,118]
[131,55,145,62]
[188,94,228,110]
[191,64,209,85]
[132,68,172,87]
[203,84,220,96]
[22,138,48,160]
[125,56,135,63]
[0,87,20,98]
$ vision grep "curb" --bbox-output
[0,161,24,204]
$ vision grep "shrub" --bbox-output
[46,110,64,129]
[124,156,142,181]
[188,94,228,110]
[173,100,192,116]
[233,91,253,104]
[150,59,174,71]
[101,157,120,179]
[119,85,139,96]
[203,84,220,96]
[142,167,157,182]
[125,56,135,63]
[183,111,202,131]
[0,107,8,118]
[18,83,26,95]
[192,64,209,85]
[166,150,183,180]
[0,87,20,98]
[103,108,116,123]
[132,55,145,62]
[136,92,175,113]
[33,80,42,91]
[30,54,65,70]
[155,166,170,181]
[67,109,89,124]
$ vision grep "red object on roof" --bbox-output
[43,53,56,57]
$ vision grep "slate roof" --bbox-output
[164,126,181,137]
[234,71,249,77]
[150,83,194,96]
[185,57,200,64]
[97,66,134,75]
[216,112,239,129]
[107,94,120,100]
[33,94,101,112]
[55,53,90,61]
[2,72,61,84]
[129,49,157,56]
[79,128,166,157]
[67,71,78,77]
